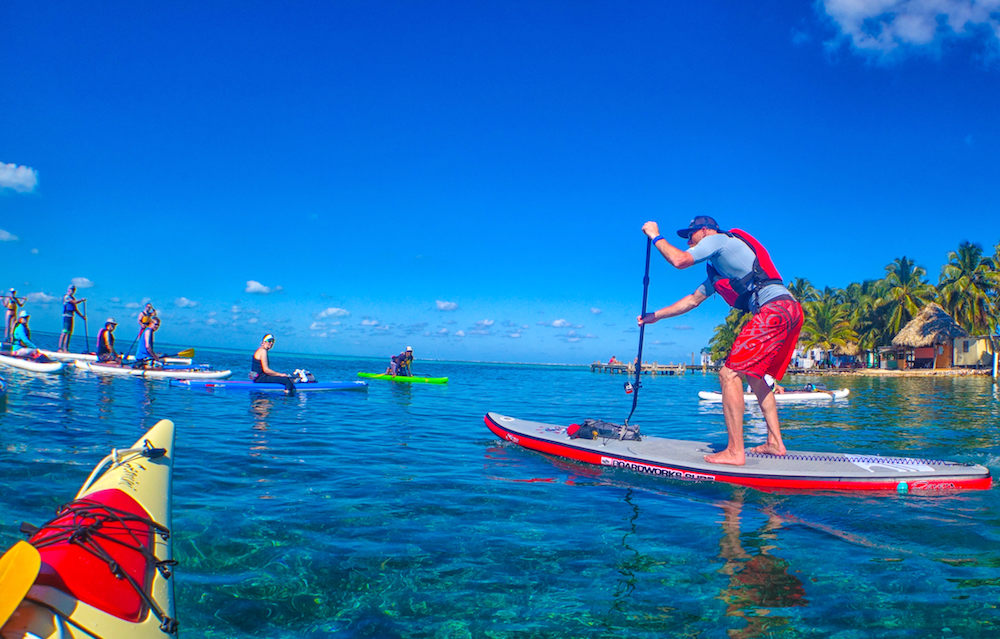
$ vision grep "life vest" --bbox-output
[97,328,115,356]
[706,228,783,312]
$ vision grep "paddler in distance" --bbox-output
[134,316,162,367]
[11,310,40,358]
[385,346,413,376]
[56,284,86,352]
[96,318,120,363]
[3,287,26,343]
[251,334,296,395]
[637,216,803,466]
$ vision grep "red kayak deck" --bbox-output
[29,488,159,622]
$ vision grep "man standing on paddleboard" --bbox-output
[637,216,802,466]
[56,284,86,352]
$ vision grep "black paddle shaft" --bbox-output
[625,238,652,426]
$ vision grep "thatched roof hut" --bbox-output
[833,342,860,356]
[891,303,968,348]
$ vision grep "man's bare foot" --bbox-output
[749,443,786,456]
[704,449,745,466]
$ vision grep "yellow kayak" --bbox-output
[0,419,177,637]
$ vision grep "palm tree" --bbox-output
[799,297,858,354]
[787,277,820,303]
[708,308,750,363]
[843,279,889,350]
[939,241,1000,336]
[877,256,937,337]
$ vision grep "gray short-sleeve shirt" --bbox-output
[688,233,791,312]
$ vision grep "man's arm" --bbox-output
[638,290,708,325]
[642,221,695,269]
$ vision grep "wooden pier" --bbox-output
[590,361,687,376]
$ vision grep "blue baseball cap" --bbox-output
[677,215,720,238]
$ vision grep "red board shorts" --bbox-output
[726,298,803,381]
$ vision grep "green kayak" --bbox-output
[358,372,448,384]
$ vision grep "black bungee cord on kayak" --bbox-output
[18,439,179,635]
[623,237,652,433]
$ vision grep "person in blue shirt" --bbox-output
[11,310,39,357]
[57,285,86,352]
[134,317,161,366]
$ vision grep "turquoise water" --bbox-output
[2,351,999,638]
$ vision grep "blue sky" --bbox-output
[3,1,1000,364]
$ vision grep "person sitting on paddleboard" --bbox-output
[385,346,413,376]
[637,216,803,466]
[57,285,87,352]
[3,288,26,343]
[134,317,162,367]
[97,318,120,363]
[251,334,296,395]
[11,310,40,358]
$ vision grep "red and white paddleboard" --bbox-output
[484,412,992,493]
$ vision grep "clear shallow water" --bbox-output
[2,352,999,638]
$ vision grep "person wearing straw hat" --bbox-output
[11,310,39,357]
[56,285,86,352]
[96,318,120,363]
[637,216,802,467]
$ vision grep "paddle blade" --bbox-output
[175,348,195,358]
[0,541,41,627]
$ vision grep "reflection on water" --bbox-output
[96,376,114,420]
[388,381,413,406]
[612,488,640,614]
[717,490,807,638]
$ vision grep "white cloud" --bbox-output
[248,317,259,324]
[318,307,349,319]
[436,300,458,311]
[820,0,1000,57]
[455,330,466,337]
[246,280,282,294]
[0,229,19,242]
[206,318,218,325]
[71,277,94,289]
[26,292,55,303]
[309,322,325,331]
[476,319,494,327]
[175,297,198,308]
[590,307,602,314]
[30,248,38,254]
[550,319,571,328]
[361,318,380,326]
[0,163,38,192]
[125,302,140,309]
